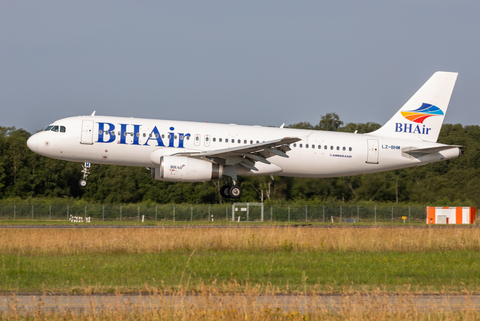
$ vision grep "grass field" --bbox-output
[1,226,479,319]
[0,227,479,294]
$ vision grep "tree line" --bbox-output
[1,113,478,205]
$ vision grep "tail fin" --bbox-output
[370,71,458,142]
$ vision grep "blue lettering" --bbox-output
[395,123,402,132]
[168,127,175,147]
[413,125,421,134]
[132,124,141,145]
[144,126,165,147]
[405,123,412,133]
[119,124,128,145]
[97,122,116,143]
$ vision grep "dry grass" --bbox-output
[2,291,480,320]
[0,227,479,255]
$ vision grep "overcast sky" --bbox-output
[1,1,479,133]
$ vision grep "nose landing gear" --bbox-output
[79,162,91,187]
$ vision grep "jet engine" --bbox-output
[151,156,223,182]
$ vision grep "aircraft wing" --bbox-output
[403,145,461,155]
[174,137,301,171]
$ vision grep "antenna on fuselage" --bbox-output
[91,111,96,116]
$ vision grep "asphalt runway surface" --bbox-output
[0,293,479,314]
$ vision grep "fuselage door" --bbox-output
[80,120,94,145]
[366,139,379,164]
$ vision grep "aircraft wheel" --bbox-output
[220,185,231,198]
[229,185,242,199]
[79,179,88,188]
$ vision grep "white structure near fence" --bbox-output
[232,203,264,222]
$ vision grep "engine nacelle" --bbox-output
[151,156,223,182]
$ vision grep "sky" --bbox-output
[1,1,480,134]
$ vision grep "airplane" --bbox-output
[27,71,460,199]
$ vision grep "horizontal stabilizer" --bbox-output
[403,145,461,155]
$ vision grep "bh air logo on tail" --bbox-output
[395,103,444,135]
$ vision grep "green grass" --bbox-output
[1,250,479,293]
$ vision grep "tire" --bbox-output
[229,185,242,199]
[220,185,230,198]
[79,179,88,187]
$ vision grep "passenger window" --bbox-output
[60,126,66,133]
[226,139,229,143]
[256,141,259,144]
[168,135,171,139]
[349,147,352,151]
[186,136,190,140]
[330,146,333,150]
[137,133,140,137]
[155,134,159,138]
[293,143,296,147]
[162,134,165,139]
[244,140,247,144]
[318,145,321,149]
[336,146,339,150]
[219,138,222,142]
[213,137,216,142]
[206,137,209,141]
[343,147,346,151]
[99,130,103,135]
[306,144,309,148]
[312,145,315,149]
[143,133,146,137]
[324,145,327,149]
[300,144,303,148]
[238,139,241,143]
[250,140,253,144]
[196,136,200,141]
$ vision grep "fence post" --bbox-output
[288,206,290,222]
[67,205,69,220]
[392,206,394,223]
[323,205,325,223]
[102,205,104,221]
[226,206,228,222]
[305,205,308,222]
[31,205,33,220]
[191,205,193,222]
[408,206,411,223]
[340,205,342,223]
[14,204,16,220]
[374,205,376,224]
[85,205,87,220]
[208,205,211,221]
[49,205,51,220]
[270,206,273,222]
[155,205,158,222]
[120,205,122,221]
[138,205,140,221]
[173,205,175,222]
[357,205,359,222]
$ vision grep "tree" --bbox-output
[316,113,343,131]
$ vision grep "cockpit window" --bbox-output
[44,125,66,133]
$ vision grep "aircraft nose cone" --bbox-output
[27,134,38,152]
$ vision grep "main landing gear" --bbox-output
[79,162,91,187]
[220,176,243,199]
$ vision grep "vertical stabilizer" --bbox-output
[370,72,458,142]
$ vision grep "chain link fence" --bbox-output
[0,203,426,223]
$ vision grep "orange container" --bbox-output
[426,207,477,224]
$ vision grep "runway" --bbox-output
[1,293,479,314]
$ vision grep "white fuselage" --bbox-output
[26,115,460,178]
